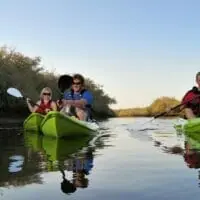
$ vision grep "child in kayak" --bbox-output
[58,74,93,121]
[181,72,200,119]
[26,87,57,115]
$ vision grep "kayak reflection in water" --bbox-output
[59,148,94,194]
[58,74,94,121]
[184,140,200,169]
[181,72,200,119]
[152,133,200,186]
[26,87,57,115]
[183,138,200,186]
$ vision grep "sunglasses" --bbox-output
[73,82,81,85]
[43,93,51,96]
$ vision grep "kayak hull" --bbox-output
[23,113,44,132]
[40,111,99,138]
[185,133,200,150]
[174,117,200,134]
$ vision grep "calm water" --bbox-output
[1,117,200,200]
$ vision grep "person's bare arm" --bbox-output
[26,99,40,113]
[26,98,33,112]
[63,99,87,108]
[51,101,57,111]
[32,100,41,112]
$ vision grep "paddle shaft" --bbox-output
[154,94,200,119]
[22,96,44,111]
[139,94,200,129]
[153,104,183,119]
[7,87,45,111]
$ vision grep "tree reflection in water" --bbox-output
[0,129,43,188]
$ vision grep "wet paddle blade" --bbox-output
[7,88,23,98]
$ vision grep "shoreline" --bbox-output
[0,117,24,124]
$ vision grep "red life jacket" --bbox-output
[35,99,52,115]
[181,87,200,116]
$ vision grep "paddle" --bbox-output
[138,94,200,130]
[58,74,73,93]
[153,103,185,119]
[7,87,43,110]
[154,94,200,118]
[57,74,73,108]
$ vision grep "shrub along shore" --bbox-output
[113,97,184,118]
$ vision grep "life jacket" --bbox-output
[66,89,86,99]
[69,89,91,107]
[68,89,93,120]
[35,99,52,115]
[182,87,200,116]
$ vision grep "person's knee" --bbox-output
[75,108,87,120]
[184,108,196,119]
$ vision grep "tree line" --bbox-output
[114,97,184,118]
[0,46,186,119]
[0,46,116,118]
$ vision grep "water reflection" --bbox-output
[0,128,109,195]
[151,130,200,188]
[59,147,94,194]
[152,132,200,167]
[8,155,24,173]
[183,133,200,187]
[24,131,97,194]
[184,134,200,169]
[0,129,43,187]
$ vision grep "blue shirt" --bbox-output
[63,89,93,105]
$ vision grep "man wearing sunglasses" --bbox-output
[61,74,93,121]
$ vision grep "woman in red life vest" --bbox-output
[181,72,200,119]
[26,87,57,115]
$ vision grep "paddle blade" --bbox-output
[7,88,23,98]
[58,75,73,92]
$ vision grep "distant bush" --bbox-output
[114,96,184,117]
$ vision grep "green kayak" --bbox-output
[23,113,44,131]
[40,111,99,138]
[185,133,200,150]
[174,118,200,134]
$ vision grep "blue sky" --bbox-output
[0,0,200,109]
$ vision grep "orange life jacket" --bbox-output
[35,99,52,115]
